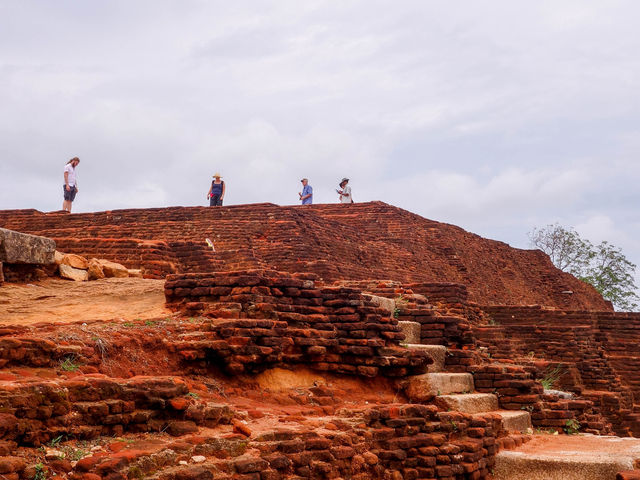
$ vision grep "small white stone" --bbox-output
[191,456,206,463]
[90,445,102,452]
[179,461,188,466]
[45,449,65,461]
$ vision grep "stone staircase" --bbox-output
[398,320,532,434]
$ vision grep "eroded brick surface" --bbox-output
[0,202,610,309]
[2,203,640,479]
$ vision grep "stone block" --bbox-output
[364,294,396,314]
[61,253,89,270]
[406,373,474,402]
[59,264,88,281]
[405,344,447,372]
[490,410,531,433]
[0,228,55,265]
[435,393,499,413]
[398,321,421,344]
[87,258,105,280]
[167,420,198,437]
[495,450,635,480]
[98,259,129,278]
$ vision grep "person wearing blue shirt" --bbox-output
[299,178,313,205]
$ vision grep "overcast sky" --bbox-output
[1,0,639,288]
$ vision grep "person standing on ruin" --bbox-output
[207,173,225,206]
[62,157,80,213]
[337,178,353,203]
[299,178,313,205]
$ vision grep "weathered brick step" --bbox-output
[397,321,421,344]
[405,344,446,372]
[0,337,85,368]
[362,294,395,314]
[479,410,531,433]
[0,375,234,446]
[410,373,474,399]
[435,393,499,414]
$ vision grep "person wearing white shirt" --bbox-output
[63,157,80,212]
[337,178,352,204]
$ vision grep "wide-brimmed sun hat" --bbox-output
[213,172,222,178]
[340,178,349,184]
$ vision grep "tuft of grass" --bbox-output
[93,336,109,362]
[60,356,80,372]
[393,295,409,318]
[186,392,199,399]
[61,446,88,461]
[123,322,134,328]
[540,365,565,390]
[564,418,580,435]
[33,463,47,480]
[47,435,64,447]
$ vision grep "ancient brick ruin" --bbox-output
[1,201,639,479]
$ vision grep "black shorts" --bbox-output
[209,194,223,206]
[63,185,78,202]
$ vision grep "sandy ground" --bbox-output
[0,277,171,325]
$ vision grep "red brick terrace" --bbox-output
[0,201,609,310]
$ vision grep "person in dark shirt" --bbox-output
[207,173,225,206]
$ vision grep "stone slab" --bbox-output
[61,253,89,270]
[98,259,129,278]
[59,264,89,282]
[406,373,474,401]
[398,321,421,344]
[363,294,395,315]
[0,228,55,265]
[88,258,105,280]
[435,393,499,413]
[406,344,446,372]
[494,434,640,480]
[488,410,532,433]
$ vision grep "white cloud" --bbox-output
[1,0,640,297]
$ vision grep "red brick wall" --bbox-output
[164,270,431,378]
[475,306,640,436]
[0,202,610,310]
